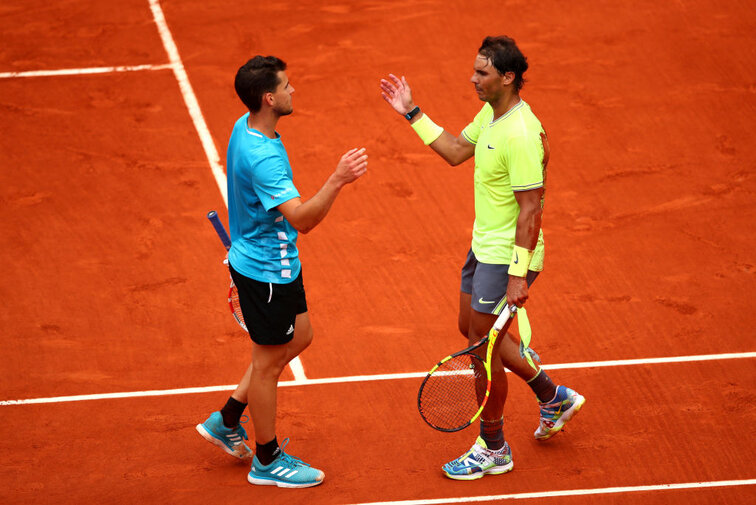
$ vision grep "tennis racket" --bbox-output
[207,210,247,332]
[417,304,517,432]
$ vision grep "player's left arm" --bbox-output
[504,130,546,307]
[506,188,543,307]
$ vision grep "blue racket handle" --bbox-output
[207,210,232,251]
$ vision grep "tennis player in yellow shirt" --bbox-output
[381,35,585,480]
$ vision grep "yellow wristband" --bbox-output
[410,113,444,145]
[509,245,534,277]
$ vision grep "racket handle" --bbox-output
[493,304,517,331]
[207,210,232,251]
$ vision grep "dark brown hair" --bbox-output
[234,55,287,112]
[479,36,528,91]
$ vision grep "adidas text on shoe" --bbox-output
[442,436,513,480]
[535,385,586,441]
[247,439,324,488]
[196,411,253,459]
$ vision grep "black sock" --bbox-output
[255,437,281,466]
[220,396,247,428]
[480,417,505,451]
[527,369,557,403]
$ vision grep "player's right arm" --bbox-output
[419,120,475,166]
[380,74,474,166]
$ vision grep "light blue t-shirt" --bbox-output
[226,113,301,283]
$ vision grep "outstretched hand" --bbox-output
[380,74,415,115]
[333,147,368,187]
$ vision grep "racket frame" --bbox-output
[207,210,248,332]
[417,304,517,432]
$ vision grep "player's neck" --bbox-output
[489,91,521,120]
[247,110,280,139]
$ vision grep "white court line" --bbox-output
[146,0,307,380]
[147,0,227,205]
[348,479,756,505]
[288,355,307,381]
[1,351,753,406]
[535,351,756,370]
[0,63,173,79]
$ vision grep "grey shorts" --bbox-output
[460,248,539,314]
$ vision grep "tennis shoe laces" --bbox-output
[442,436,513,480]
[196,411,253,459]
[534,385,586,441]
[248,438,324,488]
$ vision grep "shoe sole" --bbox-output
[443,461,514,481]
[195,424,252,459]
[247,472,324,488]
[535,394,586,441]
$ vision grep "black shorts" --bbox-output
[229,264,308,345]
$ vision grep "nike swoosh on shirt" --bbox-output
[487,145,495,149]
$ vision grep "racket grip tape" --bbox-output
[493,305,517,331]
[207,210,232,251]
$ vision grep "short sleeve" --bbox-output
[461,104,491,145]
[251,154,300,211]
[504,134,544,192]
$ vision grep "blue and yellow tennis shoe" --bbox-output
[247,438,324,488]
[196,411,253,459]
[442,436,513,480]
[534,385,585,441]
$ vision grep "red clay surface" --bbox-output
[1,0,754,504]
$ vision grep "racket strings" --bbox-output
[418,353,488,431]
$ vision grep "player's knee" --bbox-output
[252,358,287,379]
[251,347,289,378]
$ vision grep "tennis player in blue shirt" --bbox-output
[197,55,367,488]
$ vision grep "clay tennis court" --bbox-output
[1,0,754,503]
